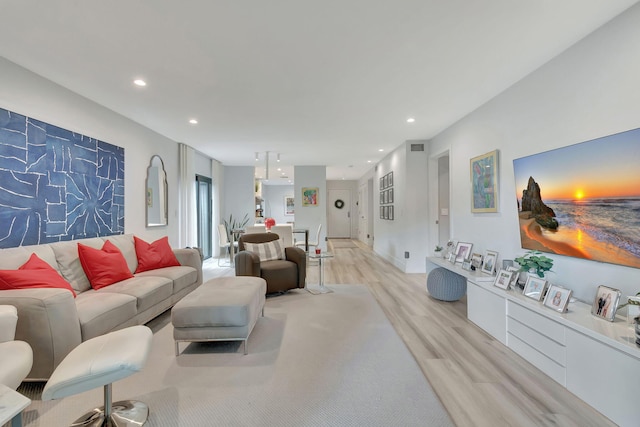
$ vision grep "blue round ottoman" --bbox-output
[426,267,467,301]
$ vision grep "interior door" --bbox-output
[327,189,351,238]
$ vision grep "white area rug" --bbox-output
[19,285,453,426]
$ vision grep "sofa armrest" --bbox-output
[0,289,82,380]
[0,305,18,342]
[174,248,203,287]
[285,246,307,287]
[234,251,261,277]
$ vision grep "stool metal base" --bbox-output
[70,400,149,427]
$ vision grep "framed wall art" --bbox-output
[302,187,318,206]
[284,196,295,215]
[470,149,498,213]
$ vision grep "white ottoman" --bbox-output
[171,276,266,355]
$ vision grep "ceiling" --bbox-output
[0,1,636,183]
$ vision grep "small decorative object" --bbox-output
[454,242,473,263]
[264,217,276,230]
[627,296,640,325]
[447,252,456,263]
[514,250,553,279]
[470,253,483,270]
[481,250,498,275]
[493,269,514,290]
[591,285,621,322]
[543,284,572,313]
[462,260,472,271]
[334,199,345,209]
[634,316,640,346]
[445,240,457,259]
[470,149,499,213]
[302,187,319,206]
[523,275,547,301]
[434,245,444,257]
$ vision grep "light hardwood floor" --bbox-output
[211,240,616,427]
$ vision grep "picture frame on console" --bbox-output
[523,276,547,301]
[454,242,473,263]
[481,250,498,275]
[462,260,472,271]
[543,284,572,313]
[591,285,621,322]
[470,253,483,270]
[493,269,514,290]
[507,266,520,289]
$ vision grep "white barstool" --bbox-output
[42,325,153,426]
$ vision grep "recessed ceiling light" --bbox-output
[406,117,415,123]
[133,79,147,87]
[378,149,384,152]
[189,119,198,124]
[367,160,372,163]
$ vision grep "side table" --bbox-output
[307,252,334,294]
[0,384,31,427]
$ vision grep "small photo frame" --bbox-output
[543,284,572,313]
[454,242,473,263]
[462,260,472,271]
[523,275,547,301]
[470,253,483,270]
[591,285,622,322]
[506,266,520,289]
[447,252,456,263]
[493,269,514,290]
[481,250,498,275]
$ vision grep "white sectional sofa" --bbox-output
[0,234,202,380]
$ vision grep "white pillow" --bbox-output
[243,240,284,262]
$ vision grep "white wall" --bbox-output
[0,57,181,245]
[222,166,255,228]
[427,4,640,302]
[294,165,327,250]
[262,184,294,224]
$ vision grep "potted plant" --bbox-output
[514,250,553,278]
[434,245,444,257]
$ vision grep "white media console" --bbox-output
[426,256,640,427]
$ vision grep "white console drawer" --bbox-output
[507,300,565,344]
[507,317,565,365]
[508,333,566,385]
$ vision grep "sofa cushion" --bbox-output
[75,291,137,340]
[134,236,181,273]
[0,245,58,271]
[102,234,137,274]
[51,238,104,293]
[243,240,284,262]
[0,253,76,297]
[136,266,198,294]
[97,276,173,313]
[78,241,134,290]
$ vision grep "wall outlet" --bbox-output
[404,251,410,259]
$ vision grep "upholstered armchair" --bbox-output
[235,233,306,294]
[0,305,33,390]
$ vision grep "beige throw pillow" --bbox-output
[244,240,284,262]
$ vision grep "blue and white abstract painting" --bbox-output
[0,107,124,248]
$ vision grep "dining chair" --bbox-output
[295,224,322,252]
[270,224,294,247]
[244,225,266,234]
[217,224,237,266]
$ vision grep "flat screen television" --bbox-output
[513,127,640,269]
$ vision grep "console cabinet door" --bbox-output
[467,281,506,344]
[566,329,640,427]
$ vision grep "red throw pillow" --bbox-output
[78,240,134,290]
[0,253,76,297]
[134,236,181,273]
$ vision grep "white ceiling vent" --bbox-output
[410,143,425,152]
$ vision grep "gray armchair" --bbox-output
[235,233,306,294]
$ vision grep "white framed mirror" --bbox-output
[146,155,168,227]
